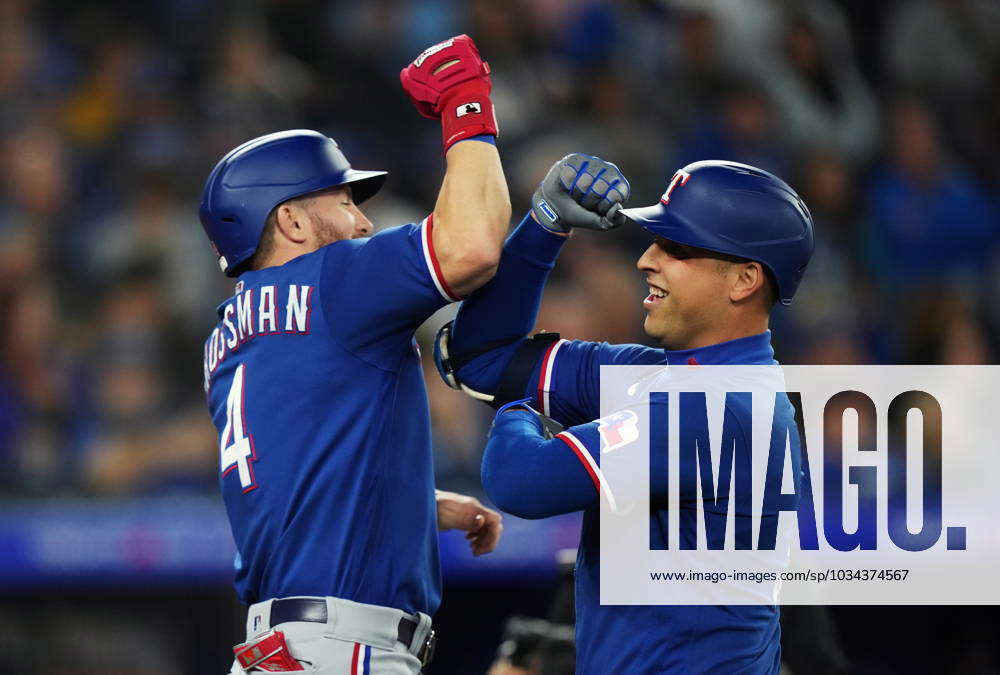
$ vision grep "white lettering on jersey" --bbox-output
[220,363,257,492]
[205,284,315,386]
[258,285,277,334]
[285,284,312,333]
[208,327,220,371]
[203,342,211,392]
[223,303,238,349]
[236,289,254,343]
[215,324,226,362]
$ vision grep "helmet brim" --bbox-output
[619,203,668,230]
[619,202,713,251]
[338,169,387,204]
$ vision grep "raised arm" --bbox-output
[400,35,511,297]
[433,140,510,296]
[436,154,634,423]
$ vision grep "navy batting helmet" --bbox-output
[620,160,814,305]
[200,129,387,276]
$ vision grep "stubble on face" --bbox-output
[303,198,356,248]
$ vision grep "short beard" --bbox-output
[307,206,352,248]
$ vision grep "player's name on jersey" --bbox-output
[203,284,314,388]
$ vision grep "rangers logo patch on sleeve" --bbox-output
[598,410,640,453]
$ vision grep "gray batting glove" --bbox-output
[531,153,631,234]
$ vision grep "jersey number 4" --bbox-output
[220,364,257,492]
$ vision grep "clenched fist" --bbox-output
[531,153,630,234]
[400,35,499,151]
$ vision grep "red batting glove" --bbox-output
[400,34,499,152]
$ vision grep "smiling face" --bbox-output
[636,237,773,349]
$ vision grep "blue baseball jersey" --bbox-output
[453,214,795,673]
[202,216,459,613]
[493,333,790,674]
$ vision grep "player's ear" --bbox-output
[273,201,309,245]
[729,261,765,304]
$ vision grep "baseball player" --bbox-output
[435,154,815,673]
[199,35,510,673]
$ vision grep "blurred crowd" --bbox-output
[0,0,998,499]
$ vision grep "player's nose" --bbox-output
[637,242,658,272]
[353,206,373,236]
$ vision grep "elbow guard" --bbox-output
[433,320,508,402]
[434,320,561,408]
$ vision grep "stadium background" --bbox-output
[0,0,997,672]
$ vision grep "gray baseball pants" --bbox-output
[227,596,433,674]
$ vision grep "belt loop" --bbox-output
[409,612,433,658]
[323,596,337,638]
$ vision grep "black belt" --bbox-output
[269,598,436,667]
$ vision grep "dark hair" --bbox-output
[239,193,312,274]
[760,267,779,308]
[673,240,775,308]
[716,256,778,308]
[243,210,279,273]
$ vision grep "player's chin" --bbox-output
[641,314,664,341]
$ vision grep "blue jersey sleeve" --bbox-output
[450,211,664,425]
[481,408,604,519]
[323,216,459,365]
[458,338,662,426]
[451,211,567,352]
[527,340,664,426]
